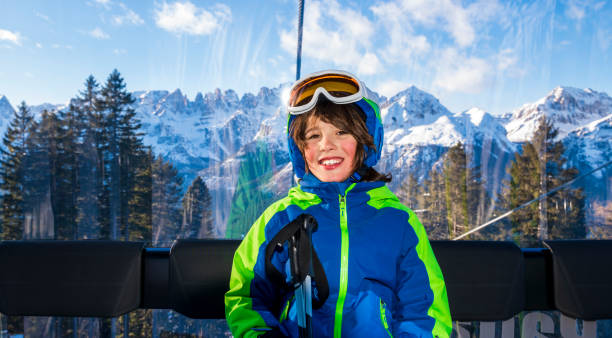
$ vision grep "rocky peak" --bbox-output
[240,93,257,110]
[381,85,451,129]
[223,89,239,110]
[0,95,16,118]
[506,86,612,142]
[257,87,276,106]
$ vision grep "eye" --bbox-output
[337,130,348,135]
[306,133,320,140]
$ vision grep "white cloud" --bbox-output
[497,48,517,71]
[90,27,110,39]
[596,27,611,50]
[358,53,382,75]
[94,0,112,9]
[280,0,380,73]
[113,48,127,55]
[370,1,430,64]
[113,3,144,26]
[35,12,52,24]
[565,0,586,20]
[564,0,606,25]
[375,80,412,98]
[466,0,507,25]
[154,1,231,36]
[0,29,21,46]
[371,0,509,59]
[496,48,525,78]
[50,44,72,49]
[371,0,480,48]
[433,48,492,94]
[35,42,43,48]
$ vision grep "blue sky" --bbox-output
[0,0,610,115]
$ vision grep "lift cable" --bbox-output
[296,0,305,80]
[453,160,612,240]
[292,0,306,186]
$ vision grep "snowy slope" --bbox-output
[378,87,516,196]
[0,95,16,137]
[133,87,283,177]
[505,87,612,142]
[562,115,612,203]
[0,96,66,137]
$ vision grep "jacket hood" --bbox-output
[287,97,384,179]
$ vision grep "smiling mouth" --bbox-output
[319,158,343,169]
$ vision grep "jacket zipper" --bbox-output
[334,193,349,338]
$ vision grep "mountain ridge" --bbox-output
[0,85,609,233]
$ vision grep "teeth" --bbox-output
[321,159,341,165]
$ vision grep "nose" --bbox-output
[319,133,336,151]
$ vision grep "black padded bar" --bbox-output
[169,239,241,319]
[0,240,144,317]
[3,240,610,321]
[142,248,171,309]
[523,248,555,311]
[431,240,525,321]
[544,240,612,320]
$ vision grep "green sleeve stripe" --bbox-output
[406,209,452,337]
[380,299,393,337]
[366,186,452,337]
[225,187,321,337]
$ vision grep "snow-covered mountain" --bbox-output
[377,87,516,200]
[505,87,612,142]
[0,95,16,133]
[0,84,609,234]
[562,114,612,204]
[503,86,612,210]
[0,96,66,138]
[133,87,284,179]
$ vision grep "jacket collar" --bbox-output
[297,173,385,201]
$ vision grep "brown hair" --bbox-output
[289,101,391,182]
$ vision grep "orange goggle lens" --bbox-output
[288,74,361,107]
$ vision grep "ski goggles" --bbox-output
[287,70,365,115]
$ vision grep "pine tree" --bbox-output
[547,167,586,239]
[21,110,60,239]
[591,200,612,238]
[398,172,419,209]
[128,149,153,241]
[419,168,449,240]
[441,142,492,240]
[97,70,149,337]
[98,69,145,241]
[0,101,34,240]
[505,116,586,245]
[443,142,469,239]
[72,75,103,238]
[54,106,80,240]
[151,154,184,245]
[0,101,34,335]
[181,176,213,239]
[507,143,540,243]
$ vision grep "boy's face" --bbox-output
[303,116,357,182]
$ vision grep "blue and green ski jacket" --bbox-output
[225,98,452,337]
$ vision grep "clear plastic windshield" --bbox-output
[0,0,610,337]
